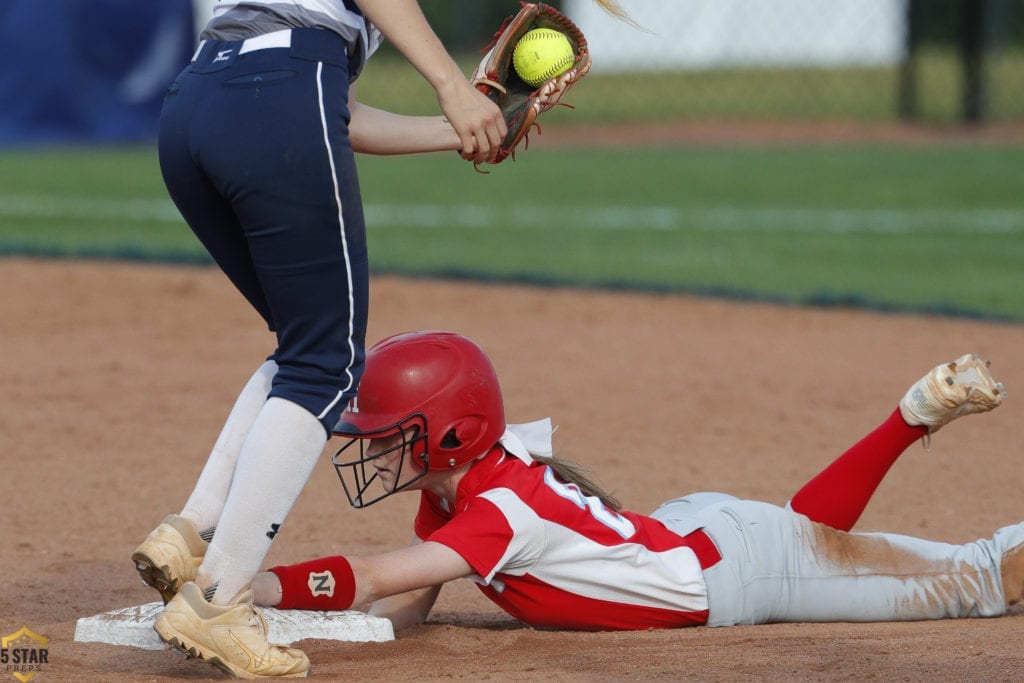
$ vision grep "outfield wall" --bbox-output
[566,0,906,71]
[0,0,193,145]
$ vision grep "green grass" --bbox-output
[1,143,1022,321]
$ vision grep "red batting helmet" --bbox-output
[332,330,506,507]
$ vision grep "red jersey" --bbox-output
[416,449,711,631]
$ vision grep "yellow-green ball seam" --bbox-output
[513,30,575,87]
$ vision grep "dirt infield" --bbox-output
[3,257,1024,681]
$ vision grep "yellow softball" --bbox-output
[512,28,575,88]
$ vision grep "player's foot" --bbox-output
[155,582,310,679]
[132,514,208,604]
[899,353,1006,433]
[1001,544,1024,608]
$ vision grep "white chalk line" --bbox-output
[1,194,1022,234]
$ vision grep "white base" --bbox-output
[74,602,394,650]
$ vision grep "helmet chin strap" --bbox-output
[498,417,556,464]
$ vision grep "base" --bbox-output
[74,602,394,650]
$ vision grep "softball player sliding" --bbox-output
[236,332,1014,638]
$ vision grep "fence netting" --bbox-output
[395,0,1024,125]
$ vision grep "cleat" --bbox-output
[1001,544,1024,608]
[132,515,209,604]
[899,353,1006,433]
[155,582,310,679]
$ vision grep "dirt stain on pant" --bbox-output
[810,521,1003,619]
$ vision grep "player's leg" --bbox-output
[148,31,364,678]
[132,360,281,602]
[133,58,287,602]
[132,257,279,601]
[192,36,367,605]
[788,354,1005,531]
[786,409,924,531]
[179,360,278,532]
[698,500,1024,626]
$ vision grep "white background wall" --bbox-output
[193,0,217,38]
[566,0,907,72]
[186,2,908,71]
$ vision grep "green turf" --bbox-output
[1,143,1022,321]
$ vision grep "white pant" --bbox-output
[652,494,1022,626]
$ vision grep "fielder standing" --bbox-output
[132,0,508,678]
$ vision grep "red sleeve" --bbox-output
[413,491,452,540]
[426,496,514,580]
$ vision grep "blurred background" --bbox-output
[1,0,1022,320]
[3,0,1024,143]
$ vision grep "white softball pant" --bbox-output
[652,493,1023,626]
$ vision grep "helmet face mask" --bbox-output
[332,417,428,509]
[332,331,506,508]
[331,417,428,507]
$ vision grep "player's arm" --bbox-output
[364,537,443,630]
[352,0,505,162]
[252,539,471,623]
[348,94,460,155]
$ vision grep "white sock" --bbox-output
[196,396,327,605]
[180,361,278,532]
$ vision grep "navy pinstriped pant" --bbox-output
[158,28,368,434]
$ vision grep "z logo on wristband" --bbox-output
[308,570,336,598]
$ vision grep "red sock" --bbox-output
[788,408,927,531]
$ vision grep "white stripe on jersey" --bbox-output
[213,0,360,22]
[211,1,383,57]
[478,488,708,613]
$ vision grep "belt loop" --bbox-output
[191,39,207,63]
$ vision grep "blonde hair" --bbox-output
[533,454,622,512]
[589,0,643,31]
[594,0,629,21]
[592,1,644,31]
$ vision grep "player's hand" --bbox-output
[436,79,507,165]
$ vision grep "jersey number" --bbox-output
[543,467,635,539]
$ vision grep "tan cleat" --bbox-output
[154,582,310,679]
[132,514,208,604]
[899,353,1006,433]
[1001,544,1024,608]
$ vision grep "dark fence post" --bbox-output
[898,0,919,121]
[961,0,988,123]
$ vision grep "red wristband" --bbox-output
[269,556,356,611]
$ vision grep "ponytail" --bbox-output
[532,454,622,512]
